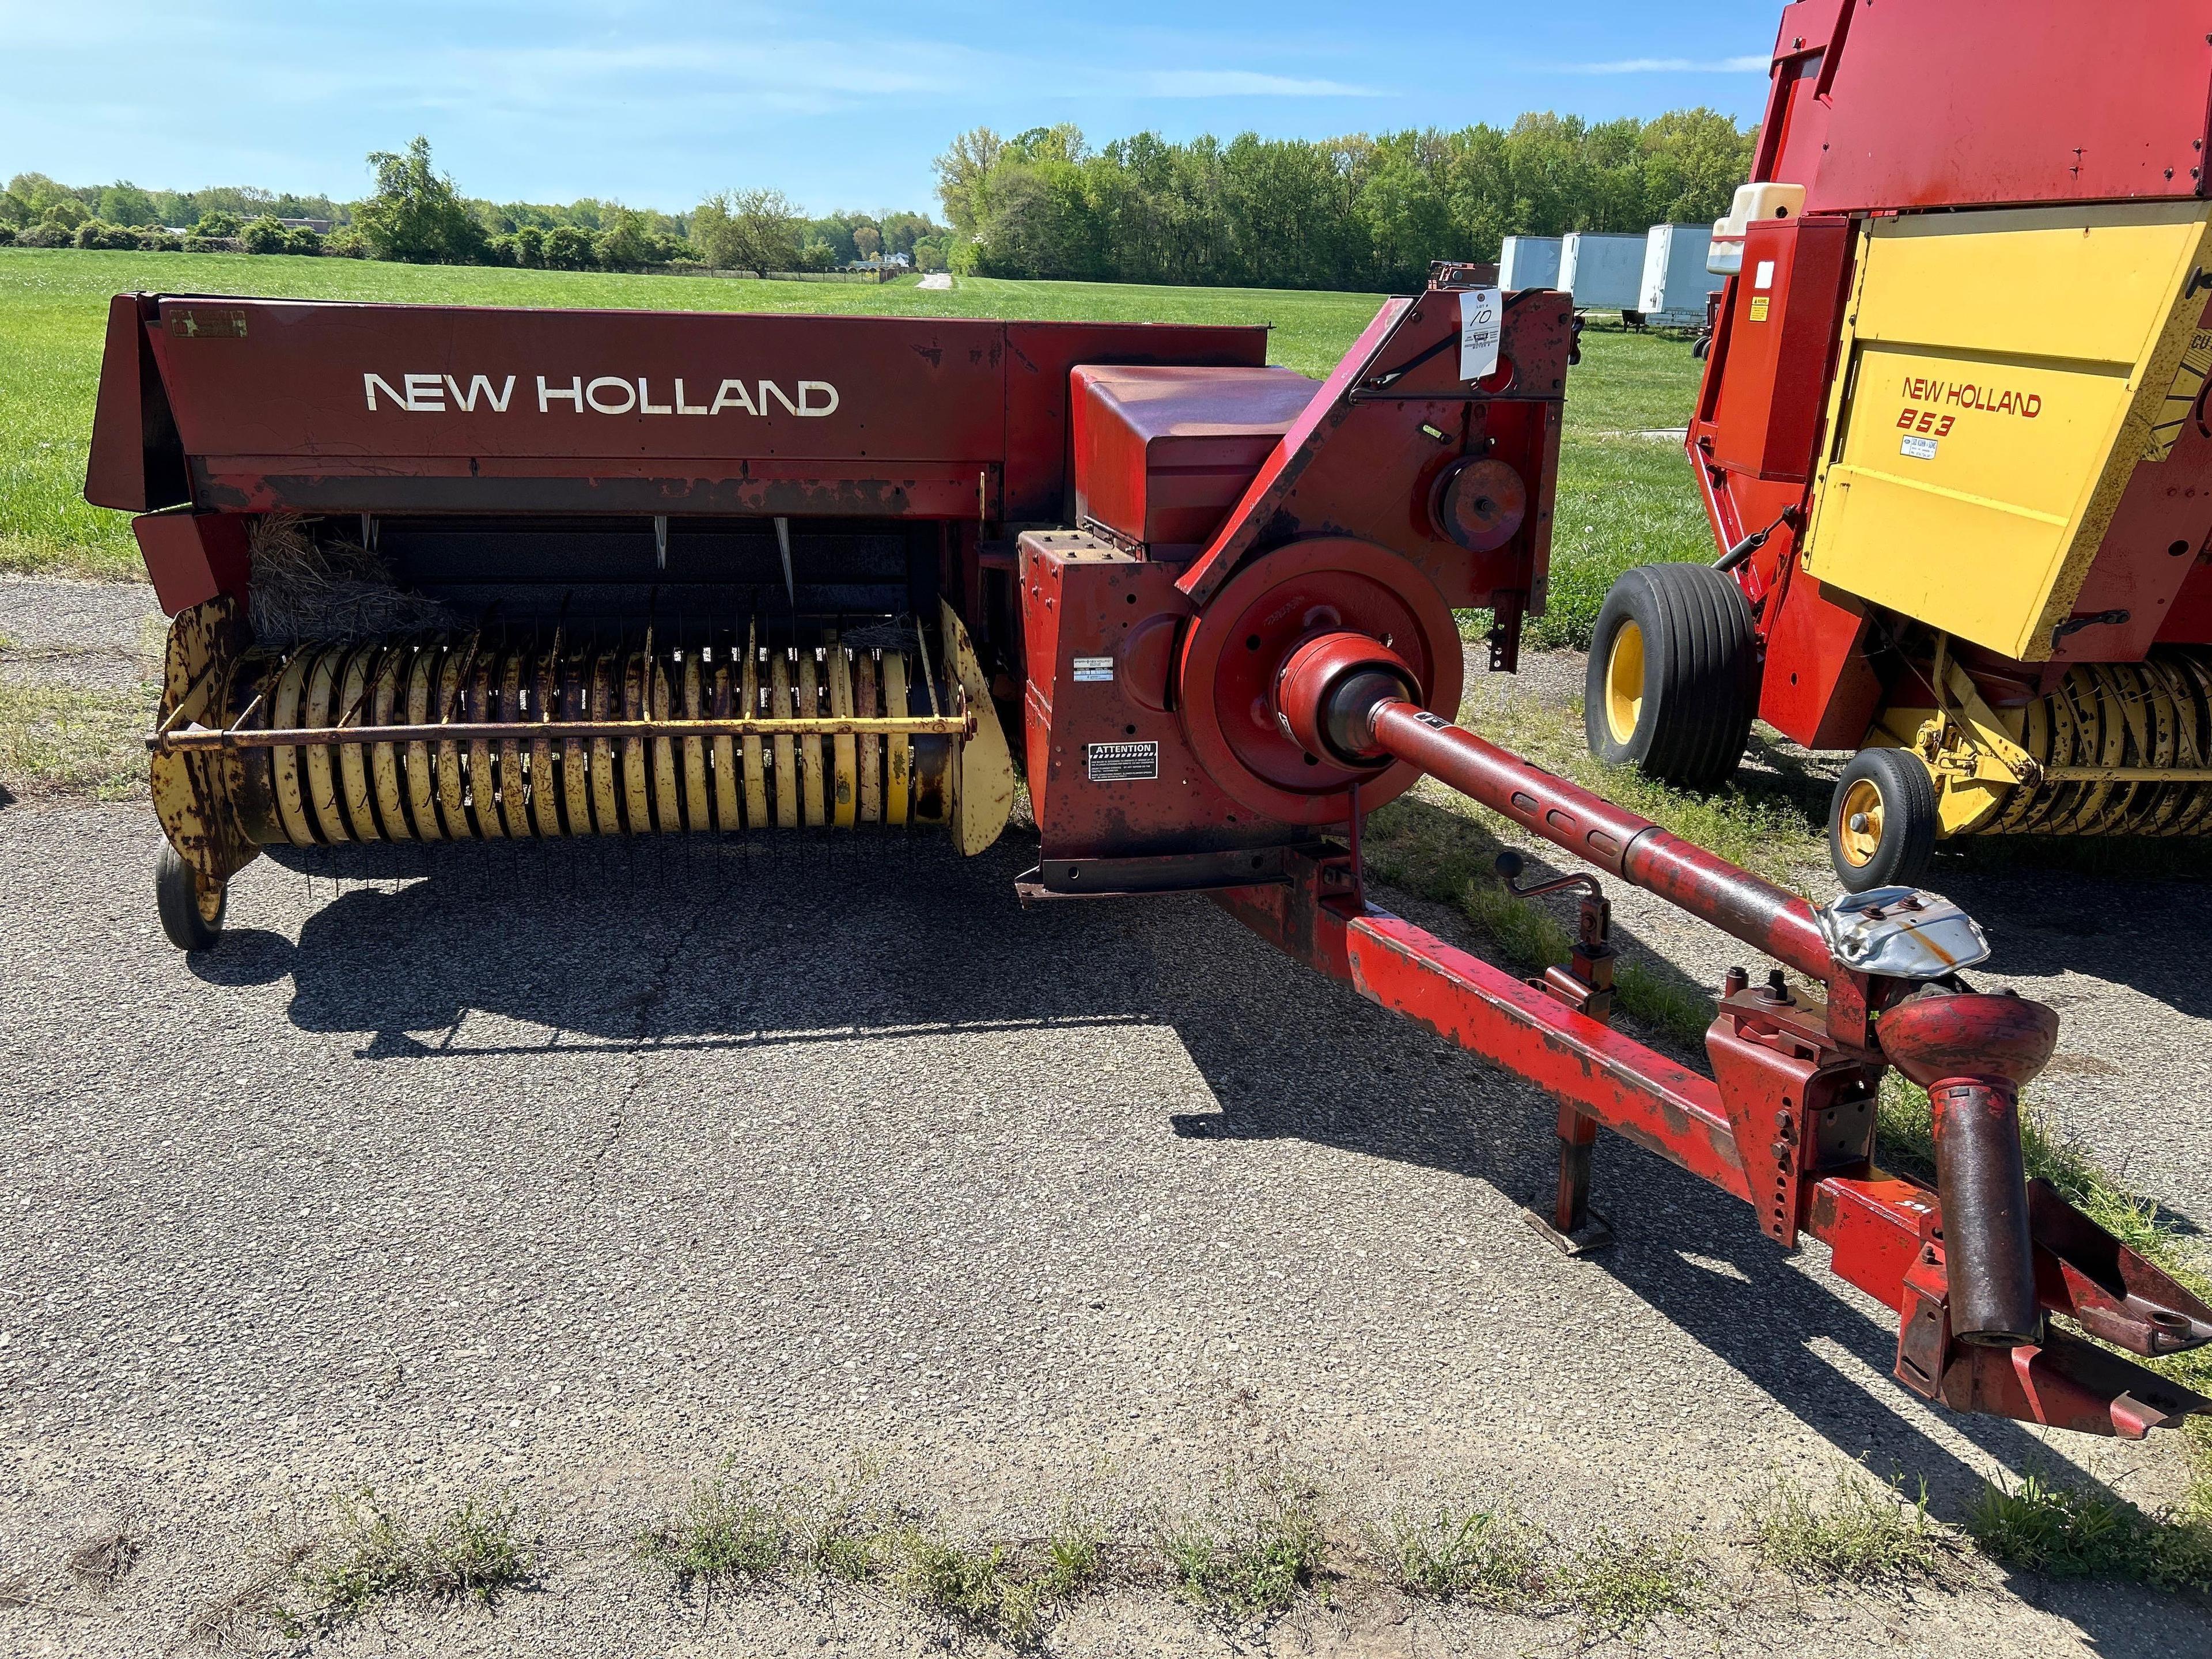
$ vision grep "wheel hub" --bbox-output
[1604,620,1645,746]
[1838,777,1885,867]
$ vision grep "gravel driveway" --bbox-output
[1,577,2206,1656]
[0,574,160,690]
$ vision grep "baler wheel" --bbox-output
[155,842,225,952]
[1828,747,1937,893]
[1584,563,1758,791]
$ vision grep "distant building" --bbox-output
[278,218,334,235]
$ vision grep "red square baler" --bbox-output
[86,264,2209,1442]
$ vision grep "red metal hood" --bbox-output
[85,294,1268,521]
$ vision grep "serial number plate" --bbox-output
[1072,656,1115,682]
[1086,741,1158,782]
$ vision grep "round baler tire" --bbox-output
[155,842,225,952]
[1583,563,1759,792]
[1828,747,1939,893]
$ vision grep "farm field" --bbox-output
[0,247,1710,644]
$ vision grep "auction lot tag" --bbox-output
[1459,286,1502,381]
[1086,741,1159,782]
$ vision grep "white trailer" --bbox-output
[1556,232,1646,314]
[1499,235,1562,290]
[1638,224,1717,326]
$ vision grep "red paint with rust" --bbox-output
[1808,1174,1936,1316]
[2027,1180,2212,1355]
[1358,699,1836,980]
[1707,1012,1876,1250]
[1176,286,1569,618]
[1071,365,1316,558]
[1225,849,2200,1437]
[1880,990,2060,1343]
[1215,848,1751,1200]
[84,296,188,514]
[85,296,1267,521]
[1899,1250,2210,1437]
[1347,909,1753,1200]
[1879,991,2061,1095]
[133,510,250,616]
[79,261,2208,1441]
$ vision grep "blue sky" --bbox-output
[4,1,1782,214]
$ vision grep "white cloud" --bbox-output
[406,37,1000,120]
[1140,70,1377,97]
[1571,55,1768,74]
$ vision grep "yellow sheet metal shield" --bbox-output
[1804,201,2212,661]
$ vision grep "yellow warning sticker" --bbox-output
[2146,327,2212,462]
[1748,296,1771,323]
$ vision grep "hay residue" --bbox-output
[247,515,453,645]
[840,614,923,652]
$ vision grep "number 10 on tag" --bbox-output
[1458,286,1502,382]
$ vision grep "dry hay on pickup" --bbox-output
[247,514,453,645]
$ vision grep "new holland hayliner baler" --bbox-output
[1592,0,2212,891]
[86,248,2209,1438]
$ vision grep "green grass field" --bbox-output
[0,247,1708,644]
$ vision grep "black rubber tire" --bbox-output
[155,842,225,952]
[1583,563,1759,791]
[1828,747,1939,893]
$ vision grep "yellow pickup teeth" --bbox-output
[1987,648,2212,838]
[234,630,939,844]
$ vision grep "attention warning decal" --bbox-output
[1086,741,1158,782]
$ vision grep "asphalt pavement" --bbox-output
[2,575,2207,1656]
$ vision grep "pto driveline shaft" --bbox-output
[1362,700,1835,983]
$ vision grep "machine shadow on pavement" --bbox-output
[1931,861,2212,1026]
[198,834,1157,1052]
[187,827,2168,1578]
[1161,942,2143,1525]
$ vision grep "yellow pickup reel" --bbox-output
[146,597,1015,950]
[1833,639,2212,889]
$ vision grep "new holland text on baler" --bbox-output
[1590,0,2212,890]
[88,135,2209,1452]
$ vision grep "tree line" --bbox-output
[0,142,947,274]
[5,109,1753,289]
[933,111,1755,290]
